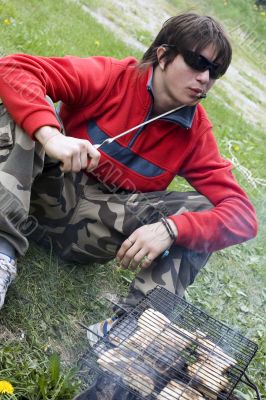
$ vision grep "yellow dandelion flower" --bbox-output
[3,18,11,25]
[94,40,100,46]
[0,380,14,394]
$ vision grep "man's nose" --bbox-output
[196,69,210,83]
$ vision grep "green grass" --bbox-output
[0,0,137,58]
[0,0,266,399]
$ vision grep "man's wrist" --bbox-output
[160,217,178,241]
[166,218,178,239]
[34,126,61,146]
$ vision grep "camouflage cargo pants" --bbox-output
[0,102,212,307]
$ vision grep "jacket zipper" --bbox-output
[128,87,154,148]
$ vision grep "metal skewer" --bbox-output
[93,103,187,149]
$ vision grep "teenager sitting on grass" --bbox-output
[0,13,257,339]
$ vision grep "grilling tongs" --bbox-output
[93,104,187,149]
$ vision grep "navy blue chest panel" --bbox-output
[87,120,165,178]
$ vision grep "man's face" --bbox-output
[156,44,218,108]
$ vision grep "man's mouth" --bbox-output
[189,88,207,99]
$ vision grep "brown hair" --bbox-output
[140,13,232,77]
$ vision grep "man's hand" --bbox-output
[35,126,100,172]
[116,220,177,270]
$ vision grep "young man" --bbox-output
[0,13,257,328]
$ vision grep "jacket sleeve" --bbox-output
[0,54,111,136]
[168,126,258,253]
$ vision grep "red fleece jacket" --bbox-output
[0,54,258,252]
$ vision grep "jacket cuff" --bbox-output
[22,110,61,138]
[167,214,191,247]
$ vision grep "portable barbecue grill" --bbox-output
[77,286,261,400]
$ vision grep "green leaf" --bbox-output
[49,353,61,387]
[38,374,47,398]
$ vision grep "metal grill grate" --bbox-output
[78,286,258,400]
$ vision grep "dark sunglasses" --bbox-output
[164,45,222,79]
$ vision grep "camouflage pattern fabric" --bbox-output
[0,101,213,307]
[0,102,44,255]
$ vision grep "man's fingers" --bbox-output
[59,155,72,172]
[119,248,154,270]
[116,221,174,270]
[80,149,88,170]
[71,151,82,172]
[117,237,140,269]
[119,245,138,269]
[129,249,147,270]
[140,254,154,269]
[40,133,101,173]
[86,143,101,171]
[117,236,155,270]
[117,237,135,261]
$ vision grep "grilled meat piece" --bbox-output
[121,328,155,350]
[188,360,230,399]
[196,335,236,370]
[157,380,205,400]
[136,309,195,351]
[161,325,194,350]
[137,308,171,336]
[97,348,158,397]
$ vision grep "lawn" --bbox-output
[0,0,265,399]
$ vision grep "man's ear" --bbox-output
[156,46,166,71]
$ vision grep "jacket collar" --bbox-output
[147,67,196,129]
